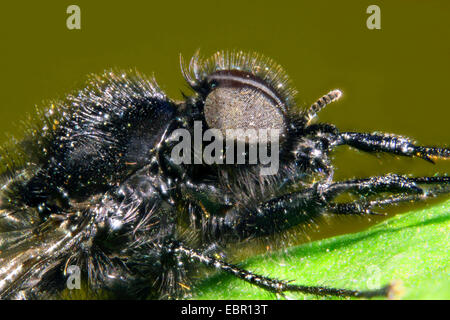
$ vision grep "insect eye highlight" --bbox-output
[208,79,218,89]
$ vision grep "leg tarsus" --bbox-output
[414,146,450,163]
[284,282,390,299]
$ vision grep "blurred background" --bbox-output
[0,0,449,245]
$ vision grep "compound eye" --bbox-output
[204,70,286,144]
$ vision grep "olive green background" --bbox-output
[0,1,449,243]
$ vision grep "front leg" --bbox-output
[339,132,450,163]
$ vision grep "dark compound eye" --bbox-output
[204,70,286,142]
[181,50,299,144]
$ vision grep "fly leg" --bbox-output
[324,175,450,215]
[339,132,450,163]
[176,244,392,299]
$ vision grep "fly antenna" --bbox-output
[305,89,342,124]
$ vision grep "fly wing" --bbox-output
[0,207,88,299]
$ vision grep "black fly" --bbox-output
[0,50,448,299]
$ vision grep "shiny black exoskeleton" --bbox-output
[0,51,449,299]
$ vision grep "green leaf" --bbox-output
[191,199,450,300]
